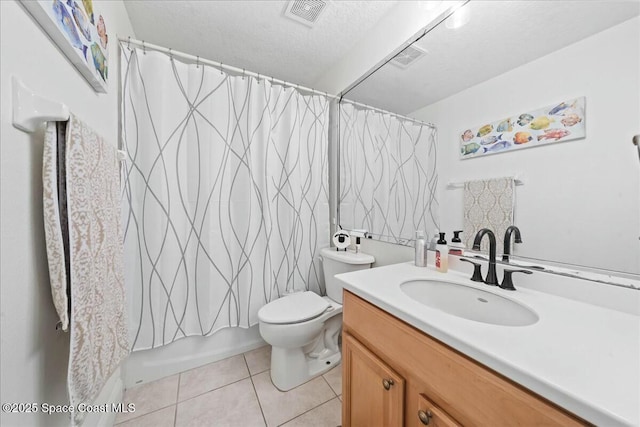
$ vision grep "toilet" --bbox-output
[258,247,375,391]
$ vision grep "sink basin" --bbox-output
[400,280,539,326]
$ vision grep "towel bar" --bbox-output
[446,177,524,190]
[12,76,126,161]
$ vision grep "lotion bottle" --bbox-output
[414,231,427,267]
[435,232,449,273]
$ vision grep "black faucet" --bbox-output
[472,229,498,285]
[502,226,522,262]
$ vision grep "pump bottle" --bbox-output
[448,230,465,256]
[435,232,449,273]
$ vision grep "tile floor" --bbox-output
[115,345,342,427]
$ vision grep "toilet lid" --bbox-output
[258,291,330,324]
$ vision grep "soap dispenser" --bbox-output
[448,230,465,256]
[435,232,448,273]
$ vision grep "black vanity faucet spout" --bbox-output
[472,228,498,285]
[503,225,522,262]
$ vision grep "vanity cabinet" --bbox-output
[343,333,404,426]
[342,291,588,427]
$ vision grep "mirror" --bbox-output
[340,1,640,275]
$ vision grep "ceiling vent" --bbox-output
[284,0,327,27]
[391,45,427,68]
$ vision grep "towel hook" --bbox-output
[196,56,200,68]
[256,72,260,84]
[219,62,223,75]
[242,68,245,80]
[142,40,146,55]
[127,36,131,50]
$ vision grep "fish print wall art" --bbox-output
[21,0,109,93]
[459,97,586,159]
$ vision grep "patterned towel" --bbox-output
[43,121,71,330]
[42,114,129,426]
[463,177,515,254]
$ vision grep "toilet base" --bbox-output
[270,347,341,391]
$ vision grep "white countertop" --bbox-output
[336,262,640,427]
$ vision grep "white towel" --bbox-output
[463,177,515,254]
[43,114,129,426]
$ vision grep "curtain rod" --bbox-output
[339,99,435,128]
[117,37,435,129]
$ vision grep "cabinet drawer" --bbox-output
[343,290,587,426]
[416,393,461,427]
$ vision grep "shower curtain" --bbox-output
[120,48,329,351]
[339,103,440,244]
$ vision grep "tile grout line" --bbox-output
[246,353,269,427]
[174,372,181,427]
[115,377,182,426]
[173,403,178,427]
[276,395,341,427]
[114,403,175,426]
[177,375,252,405]
[321,373,339,398]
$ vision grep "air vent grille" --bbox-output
[284,0,327,27]
[392,45,427,68]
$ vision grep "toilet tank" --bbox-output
[320,247,375,303]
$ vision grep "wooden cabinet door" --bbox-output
[415,393,461,427]
[342,333,405,427]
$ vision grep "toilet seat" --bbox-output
[258,291,330,325]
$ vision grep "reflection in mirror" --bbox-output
[341,1,640,275]
[338,102,440,244]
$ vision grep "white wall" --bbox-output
[0,1,135,425]
[412,17,640,274]
[355,238,414,268]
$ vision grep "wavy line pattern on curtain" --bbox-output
[120,48,329,351]
[339,103,440,244]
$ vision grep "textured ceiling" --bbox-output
[123,0,397,90]
[346,0,640,115]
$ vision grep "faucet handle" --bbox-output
[460,258,484,282]
[500,269,533,291]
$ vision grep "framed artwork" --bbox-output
[21,0,109,93]
[459,97,586,159]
